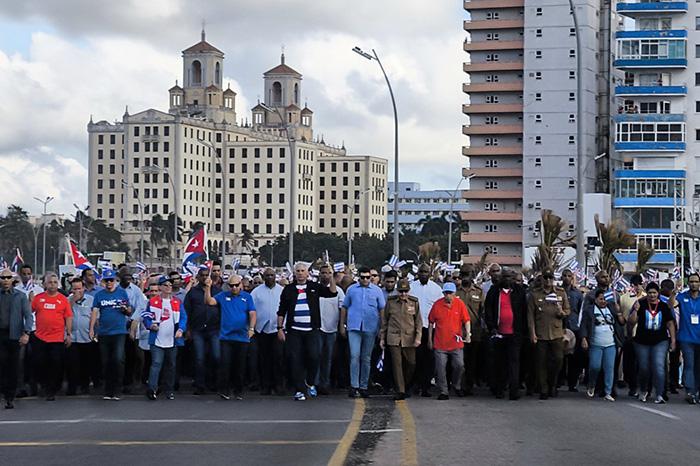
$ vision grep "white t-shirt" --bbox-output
[410,280,444,328]
[320,287,345,333]
[154,299,175,348]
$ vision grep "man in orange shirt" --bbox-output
[428,282,471,400]
[31,272,72,401]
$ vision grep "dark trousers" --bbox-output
[389,346,415,395]
[123,336,142,391]
[521,339,536,393]
[493,334,521,397]
[191,328,221,391]
[33,335,65,397]
[246,335,259,388]
[100,334,126,396]
[415,330,434,393]
[332,335,350,389]
[564,340,586,389]
[17,338,37,395]
[218,340,249,395]
[257,332,284,392]
[668,346,681,391]
[536,338,565,395]
[0,332,20,401]
[67,342,100,393]
[622,339,637,393]
[286,329,320,393]
[463,340,481,390]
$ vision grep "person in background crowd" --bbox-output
[485,269,528,400]
[581,288,625,402]
[118,266,147,395]
[677,272,700,404]
[660,278,680,396]
[143,275,186,400]
[184,266,222,395]
[133,280,159,385]
[210,261,224,290]
[16,264,42,398]
[277,262,337,401]
[528,269,570,400]
[429,282,470,400]
[67,277,99,395]
[205,274,256,401]
[316,264,345,395]
[456,266,483,396]
[81,268,104,297]
[481,263,502,296]
[369,269,381,287]
[18,265,44,301]
[381,279,421,400]
[620,273,644,397]
[241,277,254,293]
[168,271,187,302]
[251,268,284,395]
[382,270,399,301]
[31,273,72,401]
[410,264,443,397]
[341,267,386,398]
[561,269,584,392]
[90,268,132,401]
[0,268,32,409]
[629,282,676,404]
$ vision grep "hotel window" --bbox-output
[569,28,576,37]
[569,49,575,58]
[535,179,542,189]
[484,224,498,232]
[569,135,576,144]
[486,33,499,41]
[569,157,575,166]
[485,246,498,254]
[535,72,542,80]
[569,114,576,123]
[569,92,576,101]
[569,70,575,80]
[486,53,499,62]
[485,159,498,167]
[536,7,542,16]
[535,29,542,38]
[535,50,542,59]
[486,11,499,20]
[486,95,499,103]
[534,157,542,166]
[535,114,542,123]
[485,74,499,82]
[535,136,542,144]
[568,202,576,210]
[485,137,499,146]
[534,202,541,210]
[569,179,576,188]
[535,93,542,101]
[485,116,499,125]
[485,181,498,190]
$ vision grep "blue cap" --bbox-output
[102,268,117,280]
[158,275,173,285]
[442,282,457,294]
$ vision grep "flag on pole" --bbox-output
[232,258,241,271]
[182,227,208,272]
[0,257,7,269]
[135,261,147,273]
[388,255,399,268]
[645,268,658,282]
[66,238,94,271]
[671,267,681,280]
[11,249,23,272]
[333,262,345,273]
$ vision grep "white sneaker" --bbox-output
[586,388,595,398]
[639,392,648,403]
[294,391,306,401]
[654,395,665,404]
[604,394,615,402]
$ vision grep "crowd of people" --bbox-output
[1,259,699,409]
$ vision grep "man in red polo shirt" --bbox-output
[31,272,72,401]
[428,282,470,400]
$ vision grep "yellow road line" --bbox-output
[397,401,418,466]
[327,398,365,466]
[0,440,339,447]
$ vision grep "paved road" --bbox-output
[1,390,699,465]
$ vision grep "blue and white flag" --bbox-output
[671,267,681,280]
[333,262,345,273]
[645,268,658,282]
[135,261,147,272]
[388,255,399,268]
[232,258,241,271]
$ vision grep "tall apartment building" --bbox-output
[87,32,387,261]
[462,0,615,267]
[612,1,700,270]
[387,182,470,232]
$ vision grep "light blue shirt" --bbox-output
[343,283,386,334]
[122,283,147,318]
[251,283,284,334]
[677,290,700,344]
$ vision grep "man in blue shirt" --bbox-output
[677,272,700,404]
[89,268,132,400]
[204,274,256,400]
[340,266,386,398]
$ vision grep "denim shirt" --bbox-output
[343,283,386,334]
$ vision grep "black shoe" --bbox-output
[167,393,175,400]
[218,392,231,400]
[147,390,157,400]
[4,400,14,409]
[437,393,449,400]
[359,389,370,399]
[317,386,331,396]
[662,393,669,402]
[122,386,132,395]
[456,389,466,397]
[539,394,549,400]
[46,395,56,401]
[509,392,521,401]
[348,388,360,398]
[394,392,406,401]
[420,390,432,398]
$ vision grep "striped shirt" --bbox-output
[292,284,311,331]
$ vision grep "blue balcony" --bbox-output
[613,113,685,123]
[616,30,687,39]
[614,141,685,152]
[614,252,676,264]
[615,169,686,179]
[615,85,686,96]
[614,58,687,69]
[614,197,685,207]
[617,1,688,16]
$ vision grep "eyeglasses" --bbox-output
[0,276,13,280]
[230,282,241,287]
[359,275,371,279]
[160,282,173,287]
[371,274,379,277]
[398,290,409,294]
[104,278,115,282]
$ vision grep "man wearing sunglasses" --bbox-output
[90,268,132,400]
[0,268,32,409]
[251,268,284,395]
[204,274,256,400]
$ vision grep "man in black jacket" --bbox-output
[484,269,528,400]
[277,262,337,401]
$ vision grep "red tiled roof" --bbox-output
[183,40,223,54]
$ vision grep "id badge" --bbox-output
[691,314,699,325]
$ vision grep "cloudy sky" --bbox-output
[0,0,467,217]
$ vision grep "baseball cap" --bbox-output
[102,269,117,280]
[442,282,457,294]
[158,275,173,285]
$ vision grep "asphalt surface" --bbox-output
[1,390,699,465]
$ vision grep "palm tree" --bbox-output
[149,214,168,251]
[531,209,573,273]
[594,214,636,277]
[238,229,255,253]
[636,241,655,273]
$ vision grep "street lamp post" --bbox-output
[353,46,400,258]
[198,137,228,267]
[568,0,586,269]
[72,203,90,252]
[259,103,296,265]
[146,164,178,267]
[122,180,144,262]
[33,196,54,275]
[347,187,378,265]
[444,175,473,264]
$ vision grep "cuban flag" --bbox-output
[232,258,241,271]
[671,267,681,280]
[645,268,659,283]
[11,249,23,272]
[614,277,630,293]
[0,257,7,269]
[67,238,94,271]
[135,261,147,273]
[182,227,208,271]
[388,255,399,268]
[333,262,345,272]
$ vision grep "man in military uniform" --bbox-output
[527,269,570,400]
[380,279,422,401]
[457,266,483,395]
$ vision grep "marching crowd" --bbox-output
[1,259,700,409]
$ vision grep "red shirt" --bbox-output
[498,289,514,335]
[428,297,470,351]
[32,292,72,343]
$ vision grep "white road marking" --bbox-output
[626,403,681,420]
[359,428,403,434]
[0,418,350,426]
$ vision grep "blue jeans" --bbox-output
[316,331,337,388]
[348,330,376,390]
[680,342,700,396]
[191,328,221,390]
[635,340,669,397]
[149,345,177,393]
[588,345,616,396]
[99,334,126,397]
